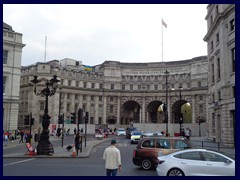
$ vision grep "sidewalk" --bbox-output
[3,136,110,158]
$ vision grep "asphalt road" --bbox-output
[3,135,157,176]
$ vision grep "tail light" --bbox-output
[133,149,136,157]
[158,160,165,164]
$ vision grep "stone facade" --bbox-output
[20,56,208,136]
[3,22,25,131]
[204,4,235,146]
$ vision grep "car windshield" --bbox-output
[118,129,125,131]
[132,131,142,135]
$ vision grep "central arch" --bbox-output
[147,101,163,123]
[121,100,140,125]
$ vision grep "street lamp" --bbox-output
[30,75,60,155]
[165,70,169,136]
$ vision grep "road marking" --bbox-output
[3,158,35,167]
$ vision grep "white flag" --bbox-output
[162,19,167,28]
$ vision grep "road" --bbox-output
[3,135,157,176]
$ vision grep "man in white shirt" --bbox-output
[103,139,122,176]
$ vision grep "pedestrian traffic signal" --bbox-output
[24,115,30,125]
[179,113,183,124]
[58,115,63,124]
[71,112,76,124]
[85,112,89,124]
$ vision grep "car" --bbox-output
[132,136,193,170]
[156,149,235,176]
[126,127,139,139]
[141,131,163,138]
[116,128,126,136]
[131,131,142,144]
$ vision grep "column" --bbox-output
[192,95,196,123]
[117,95,120,124]
[103,96,107,124]
[142,96,146,123]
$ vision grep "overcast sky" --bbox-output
[3,4,208,66]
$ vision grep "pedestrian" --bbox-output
[103,139,122,176]
[67,128,70,136]
[74,128,77,135]
[19,130,24,143]
[185,128,191,140]
[74,132,81,155]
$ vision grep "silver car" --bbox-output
[156,149,235,176]
[116,128,126,136]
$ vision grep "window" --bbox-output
[3,76,7,93]
[110,97,114,101]
[67,94,70,99]
[111,84,114,90]
[212,93,215,103]
[154,85,158,90]
[212,113,215,134]
[217,58,221,79]
[231,48,235,72]
[199,95,203,101]
[76,61,79,66]
[91,96,94,101]
[142,139,154,148]
[130,85,133,90]
[156,139,170,149]
[99,83,103,89]
[147,85,150,90]
[230,19,235,32]
[162,84,166,90]
[232,86,235,98]
[76,81,79,87]
[67,103,70,111]
[91,83,95,89]
[211,63,215,83]
[99,96,102,101]
[3,50,8,64]
[75,94,78,100]
[198,81,201,87]
[138,85,141,90]
[216,33,219,44]
[199,105,203,113]
[173,140,189,149]
[83,95,86,100]
[68,80,71,86]
[218,91,221,101]
[122,84,125,90]
[84,82,87,88]
[175,151,202,161]
[210,41,214,51]
[202,152,228,162]
[110,105,114,113]
[75,104,78,112]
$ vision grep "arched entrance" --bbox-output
[121,101,140,125]
[172,100,192,123]
[107,116,117,124]
[147,101,163,123]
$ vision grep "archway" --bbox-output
[107,116,117,124]
[172,100,191,123]
[121,101,140,125]
[147,101,163,123]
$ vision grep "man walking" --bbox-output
[103,139,122,176]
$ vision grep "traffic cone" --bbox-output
[71,144,77,157]
[28,150,34,156]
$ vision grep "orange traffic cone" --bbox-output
[71,144,77,157]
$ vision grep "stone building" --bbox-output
[3,22,25,131]
[19,56,208,136]
[204,4,235,146]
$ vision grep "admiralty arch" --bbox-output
[20,56,208,136]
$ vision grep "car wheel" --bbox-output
[167,168,185,176]
[141,159,152,170]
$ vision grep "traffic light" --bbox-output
[78,108,83,124]
[58,115,63,124]
[31,117,34,125]
[85,112,89,124]
[24,115,30,125]
[71,112,76,124]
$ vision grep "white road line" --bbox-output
[3,158,35,167]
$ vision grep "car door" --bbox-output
[201,151,235,176]
[174,151,207,176]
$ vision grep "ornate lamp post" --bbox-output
[164,70,169,136]
[30,75,60,155]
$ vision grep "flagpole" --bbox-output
[162,19,163,62]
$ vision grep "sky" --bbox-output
[3,4,208,66]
